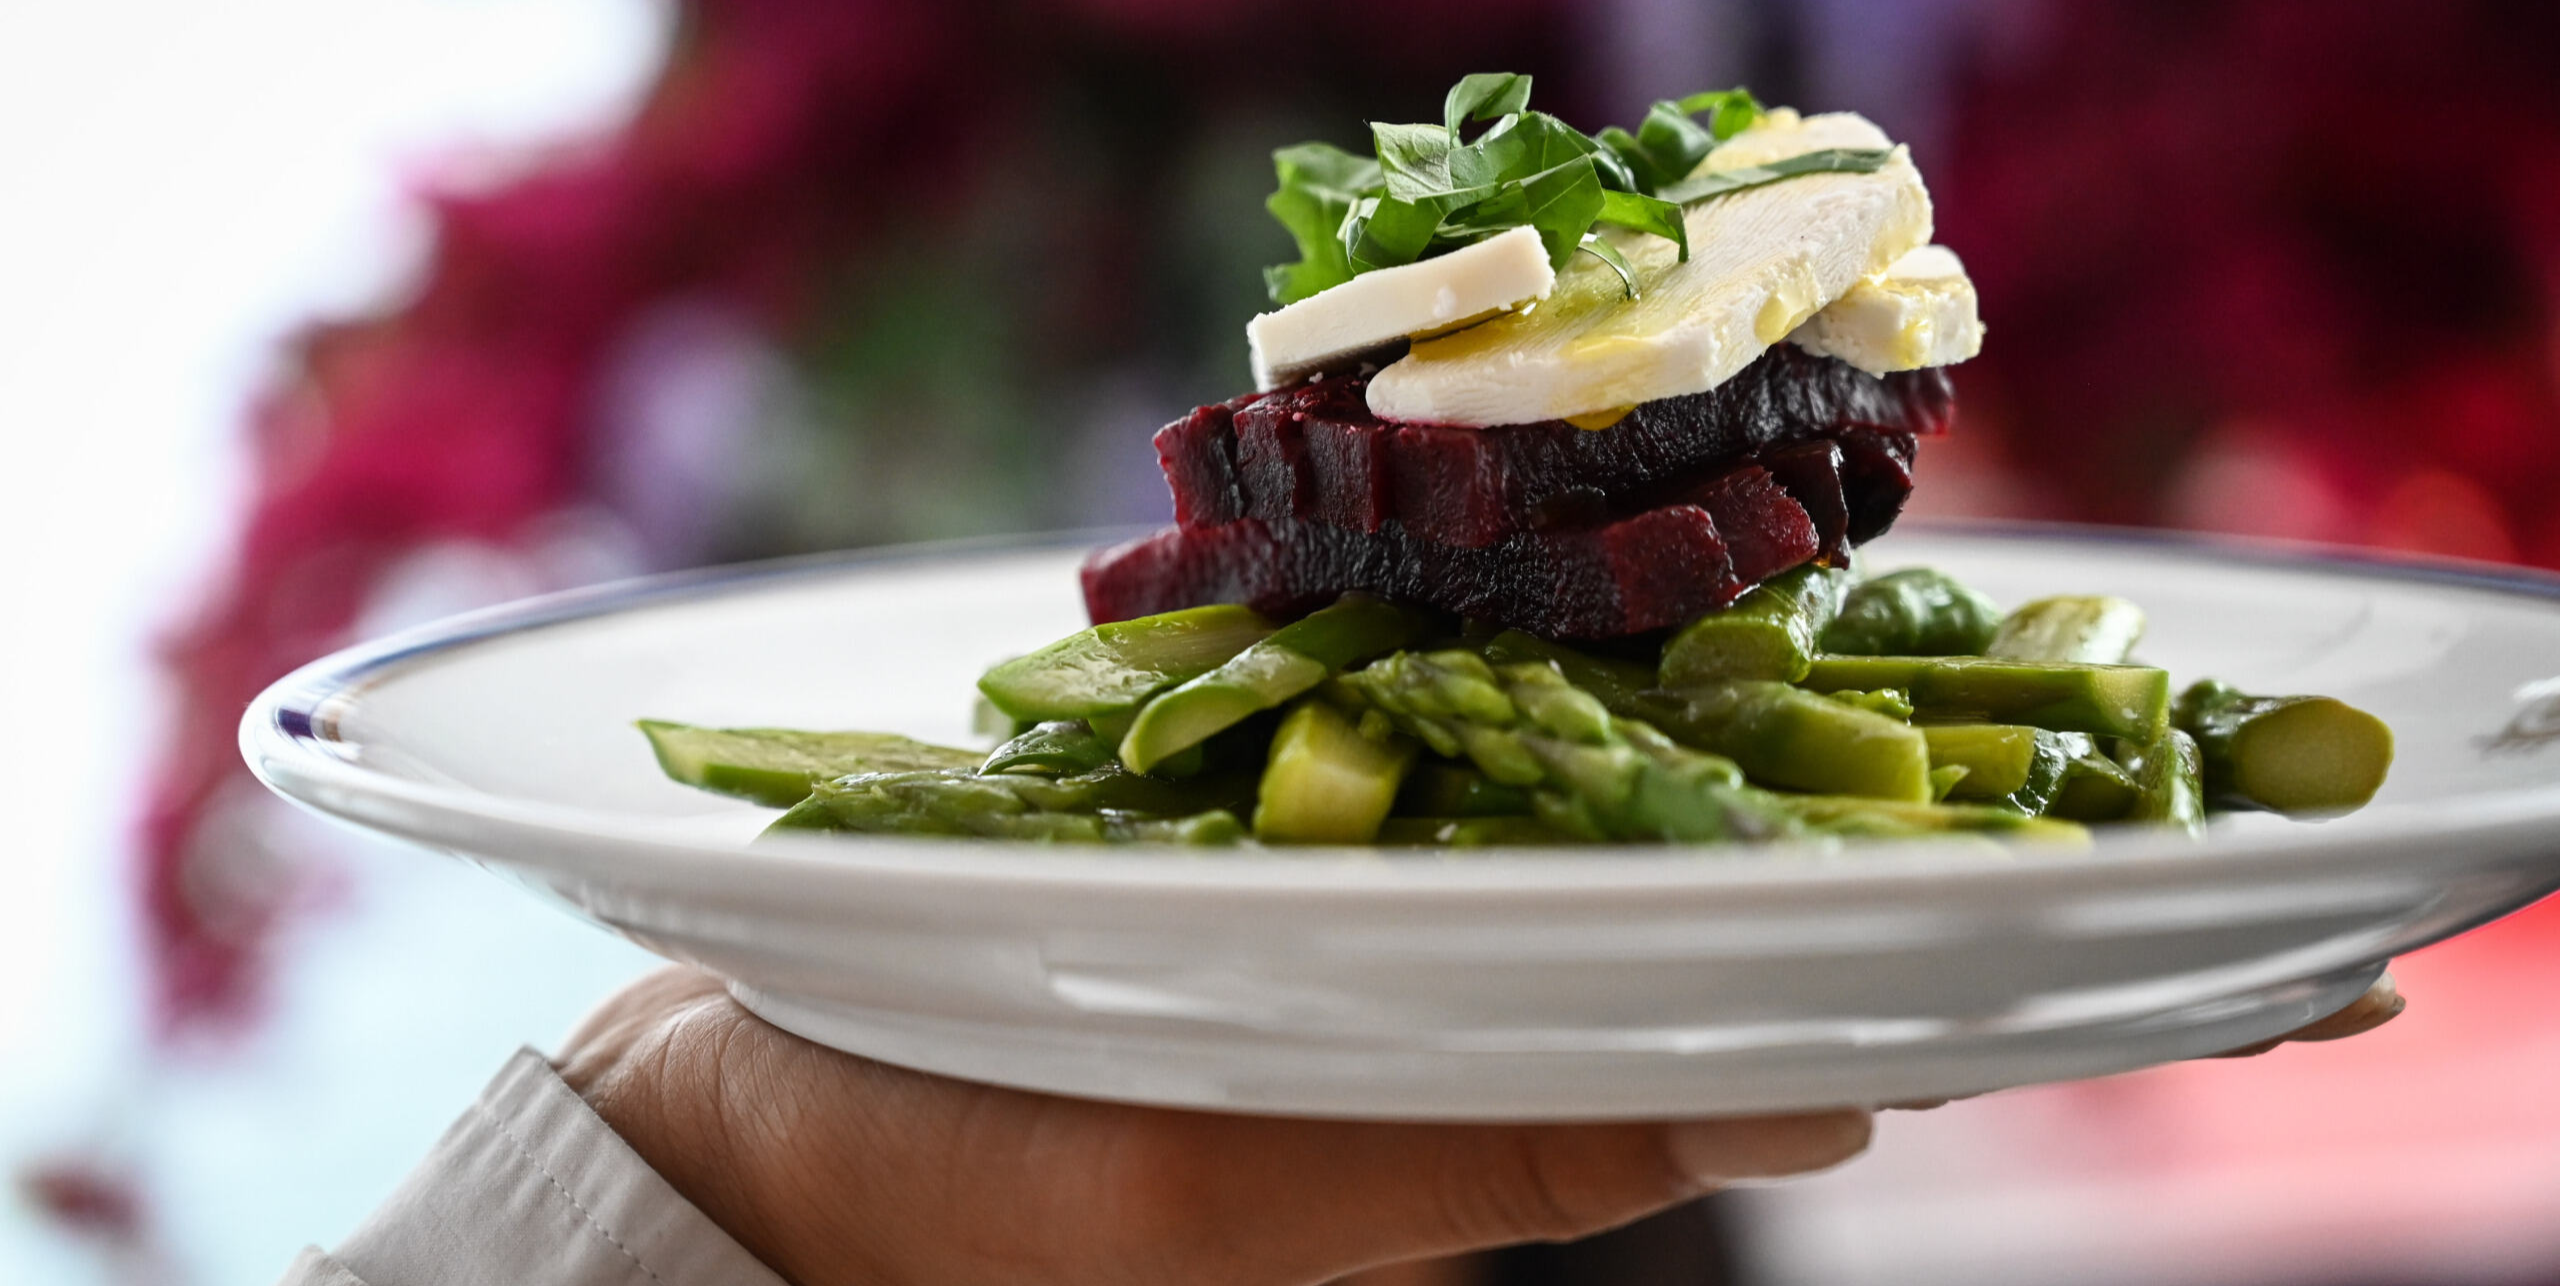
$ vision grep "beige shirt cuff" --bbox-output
[276,1046,788,1286]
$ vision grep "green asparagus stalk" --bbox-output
[1660,563,1851,684]
[2120,729,2206,836]
[1476,629,1658,715]
[767,769,1247,843]
[2173,680,2395,814]
[1819,568,2002,656]
[2049,752,2140,822]
[1774,796,2089,844]
[1338,651,1798,843]
[978,604,1274,724]
[1986,595,2146,664]
[982,720,1118,776]
[1824,688,1916,720]
[1119,594,1437,774]
[1646,680,1933,801]
[1919,724,2083,815]
[1802,656,2172,742]
[639,721,983,807]
[1254,700,1417,843]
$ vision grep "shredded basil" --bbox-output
[1261,75,1895,306]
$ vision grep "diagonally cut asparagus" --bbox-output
[1660,563,1851,685]
[1802,655,2171,743]
[1120,594,1438,774]
[1820,567,2002,656]
[1987,595,2146,664]
[1647,679,1932,801]
[978,604,1274,724]
[639,721,983,807]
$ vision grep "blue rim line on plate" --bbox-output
[239,520,2560,897]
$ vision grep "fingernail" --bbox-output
[1663,1110,1873,1191]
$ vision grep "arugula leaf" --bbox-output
[1595,189,1688,261]
[1577,234,1641,297]
[1258,75,1871,306]
[1263,142,1382,305]
[1654,146,1894,205]
[1443,72,1533,133]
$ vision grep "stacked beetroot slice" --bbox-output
[1084,345,1952,639]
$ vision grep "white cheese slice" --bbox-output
[1246,224,1555,392]
[1788,244,1982,373]
[1363,111,1933,426]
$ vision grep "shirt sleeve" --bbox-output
[274,1047,790,1286]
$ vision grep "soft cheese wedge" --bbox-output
[1789,244,1982,373]
[1364,111,1933,426]
[1247,224,1555,392]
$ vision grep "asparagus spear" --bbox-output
[2120,729,2207,836]
[1776,796,2089,844]
[639,721,983,807]
[2050,752,2140,822]
[1477,628,1659,715]
[1820,568,2002,656]
[1986,595,2146,664]
[982,720,1117,776]
[1660,564,1851,684]
[1338,651,1797,843]
[1919,724,2083,815]
[1802,656,2172,743]
[1119,594,1437,774]
[1647,680,1934,801]
[767,769,1248,843]
[978,605,1274,724]
[2173,680,2395,814]
[1254,701,1417,843]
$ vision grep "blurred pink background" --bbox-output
[5,1,2557,1281]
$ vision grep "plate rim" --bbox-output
[240,520,2560,901]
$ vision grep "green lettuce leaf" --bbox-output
[1653,146,1895,205]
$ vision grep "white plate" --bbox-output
[242,524,2560,1120]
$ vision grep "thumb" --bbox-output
[1061,1106,1875,1283]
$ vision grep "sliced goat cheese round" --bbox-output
[1788,244,1982,374]
[1246,224,1555,393]
[1364,112,1933,427]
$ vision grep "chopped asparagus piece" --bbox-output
[977,605,1274,723]
[1254,700,1417,843]
[2121,729,2206,835]
[2050,752,2141,822]
[1648,680,1934,801]
[1824,688,1916,720]
[1660,564,1851,684]
[1477,629,1658,715]
[1395,761,1535,817]
[767,769,1247,843]
[982,720,1117,776]
[1927,765,1969,801]
[1802,656,2172,742]
[2174,680,2394,814]
[1340,651,1802,843]
[639,721,983,807]
[1987,595,2146,664]
[1919,724,2083,815]
[1820,568,2002,656]
[1120,594,1436,774]
[1920,724,2039,798]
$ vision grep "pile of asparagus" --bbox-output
[642,565,2394,848]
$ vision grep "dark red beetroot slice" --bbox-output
[1837,430,1917,545]
[1084,481,1823,639]
[1755,440,1851,563]
[1176,346,1951,548]
[1678,465,1821,588]
[1152,391,1264,528]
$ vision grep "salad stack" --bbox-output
[642,76,2393,848]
